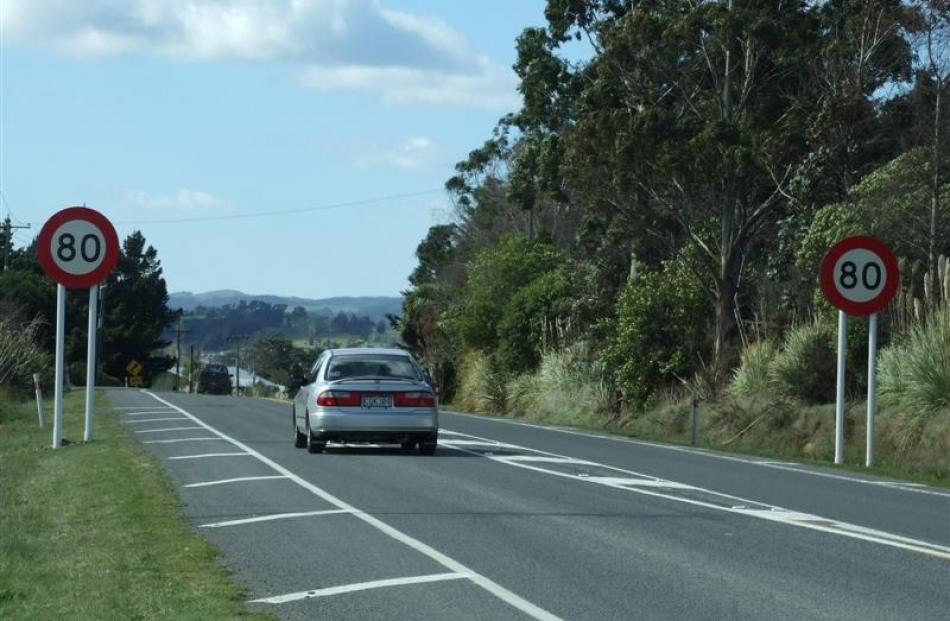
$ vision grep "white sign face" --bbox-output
[48,219,108,276]
[833,248,887,304]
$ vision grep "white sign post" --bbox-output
[819,236,899,467]
[834,310,847,465]
[866,313,879,467]
[52,284,66,448]
[84,284,99,441]
[37,207,119,448]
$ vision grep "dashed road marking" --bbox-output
[168,452,252,460]
[142,437,223,444]
[183,475,288,488]
[142,391,564,621]
[124,417,189,424]
[199,509,351,528]
[135,426,206,434]
[249,572,472,605]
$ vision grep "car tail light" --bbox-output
[394,391,436,407]
[316,390,361,407]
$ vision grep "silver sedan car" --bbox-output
[292,348,438,454]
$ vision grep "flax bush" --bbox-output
[728,340,780,398]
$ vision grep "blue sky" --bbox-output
[1,0,548,299]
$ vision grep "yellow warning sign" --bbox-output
[126,360,143,376]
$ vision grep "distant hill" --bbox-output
[169,290,403,321]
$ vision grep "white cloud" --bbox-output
[0,0,518,109]
[124,188,225,210]
[349,135,442,169]
[298,58,518,109]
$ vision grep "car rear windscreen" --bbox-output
[326,355,421,382]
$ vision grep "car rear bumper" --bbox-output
[308,408,438,443]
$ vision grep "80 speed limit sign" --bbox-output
[819,236,899,316]
[37,207,120,289]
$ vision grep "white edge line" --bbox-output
[143,391,564,621]
[184,475,287,488]
[168,453,252,460]
[136,426,206,434]
[121,410,177,416]
[249,572,471,605]
[199,509,351,528]
[440,431,950,560]
[442,411,950,498]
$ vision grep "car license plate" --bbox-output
[362,395,393,409]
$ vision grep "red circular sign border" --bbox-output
[819,235,900,316]
[37,207,120,289]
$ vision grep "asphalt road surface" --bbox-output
[107,389,950,620]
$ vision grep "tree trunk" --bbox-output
[930,67,941,287]
[713,251,740,386]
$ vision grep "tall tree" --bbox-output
[99,232,176,384]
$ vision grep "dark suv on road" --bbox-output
[197,364,232,395]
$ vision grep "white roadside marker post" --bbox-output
[33,372,45,428]
[84,284,99,442]
[52,284,66,448]
[866,312,878,467]
[834,310,847,465]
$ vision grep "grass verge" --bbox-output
[0,389,273,620]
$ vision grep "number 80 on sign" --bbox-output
[37,207,120,289]
[819,236,899,316]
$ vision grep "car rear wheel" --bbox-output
[293,407,306,448]
[305,416,325,454]
[418,440,436,456]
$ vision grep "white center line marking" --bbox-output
[168,452,252,461]
[443,411,950,498]
[125,418,189,424]
[136,426,206,434]
[494,455,596,465]
[586,476,695,489]
[250,572,472,605]
[184,476,287,488]
[199,509,351,528]
[142,391,563,621]
[142,437,222,444]
[440,429,950,560]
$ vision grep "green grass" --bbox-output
[0,389,273,620]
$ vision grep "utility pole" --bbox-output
[226,335,249,396]
[173,311,191,391]
[189,345,196,393]
[1,216,31,271]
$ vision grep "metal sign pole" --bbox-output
[52,284,66,448]
[834,310,847,465]
[866,312,878,467]
[84,284,99,442]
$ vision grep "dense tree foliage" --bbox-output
[0,230,177,386]
[398,0,949,409]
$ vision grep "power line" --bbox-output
[0,189,27,225]
[112,188,444,226]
